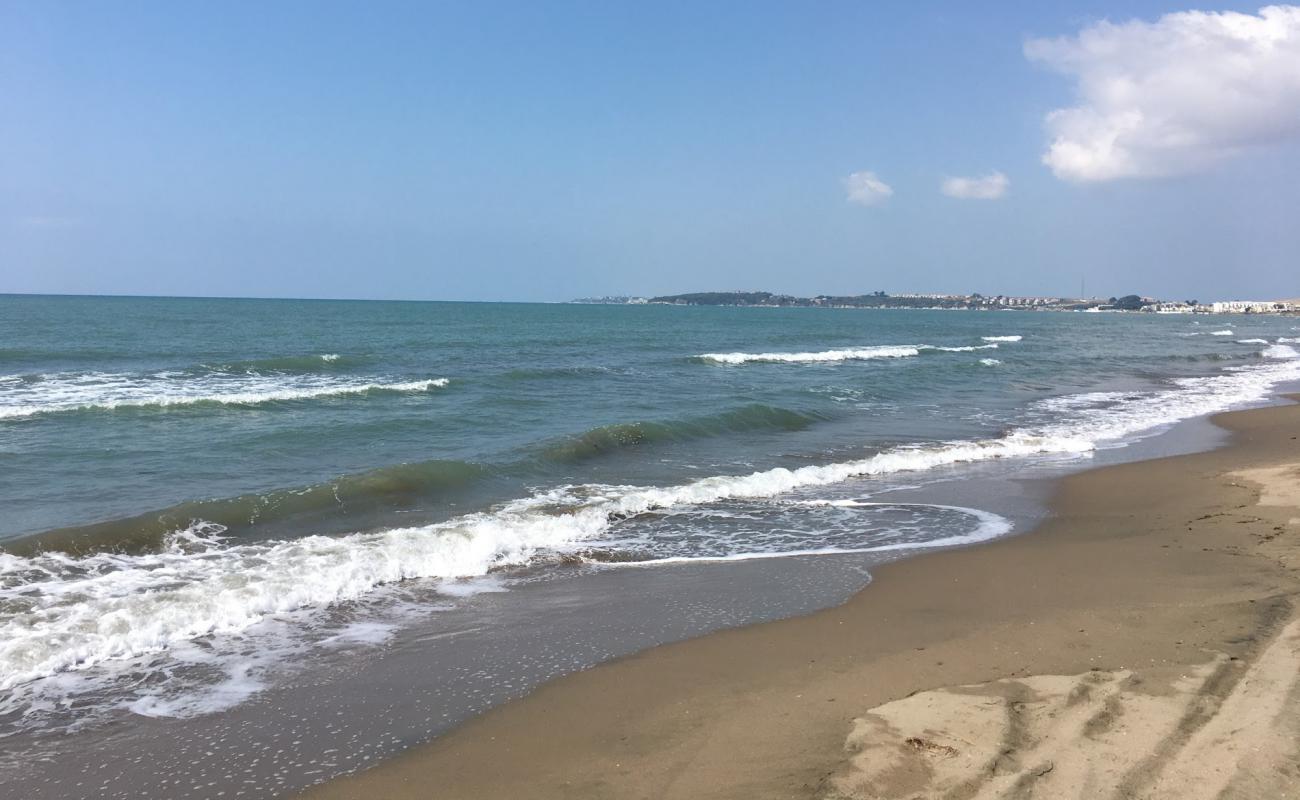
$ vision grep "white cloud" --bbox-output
[1025,5,1300,182]
[941,172,1009,199]
[844,171,893,205]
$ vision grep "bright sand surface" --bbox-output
[303,398,1300,800]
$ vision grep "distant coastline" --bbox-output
[571,291,1300,315]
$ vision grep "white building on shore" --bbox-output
[1210,300,1300,314]
[1144,302,1204,313]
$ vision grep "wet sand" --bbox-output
[303,397,1300,800]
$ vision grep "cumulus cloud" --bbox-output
[941,172,1009,199]
[844,171,893,205]
[1025,5,1300,182]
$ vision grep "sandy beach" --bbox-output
[303,396,1300,799]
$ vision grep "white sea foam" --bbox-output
[125,645,268,719]
[4,355,1300,701]
[606,502,1013,566]
[0,372,449,420]
[1032,391,1134,413]
[1238,338,1269,344]
[1278,337,1300,343]
[318,620,399,648]
[698,343,996,364]
[6,440,1079,692]
[981,335,1022,342]
[1211,329,1234,336]
[1261,344,1300,360]
[979,358,1002,366]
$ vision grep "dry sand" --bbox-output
[303,398,1300,800]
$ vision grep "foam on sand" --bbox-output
[605,502,1013,566]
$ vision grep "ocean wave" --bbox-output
[0,346,138,368]
[0,372,449,420]
[979,358,1002,366]
[537,404,829,463]
[0,434,1090,690]
[5,458,490,557]
[199,353,357,373]
[981,335,1022,342]
[9,404,826,556]
[498,365,623,381]
[1261,344,1299,360]
[1237,338,1269,344]
[1211,330,1234,336]
[697,343,997,364]
[3,356,1299,693]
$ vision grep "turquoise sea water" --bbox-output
[2,294,1299,749]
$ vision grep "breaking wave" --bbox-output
[0,372,449,420]
[1261,344,1300,360]
[697,343,998,364]
[5,459,491,557]
[6,404,830,556]
[3,354,1299,692]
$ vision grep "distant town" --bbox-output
[570,292,1300,314]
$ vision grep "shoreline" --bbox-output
[303,395,1300,799]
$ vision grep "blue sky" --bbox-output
[2,1,1297,301]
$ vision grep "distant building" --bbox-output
[1144,302,1202,314]
[1211,300,1298,314]
[987,296,1063,307]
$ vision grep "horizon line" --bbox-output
[0,289,1283,304]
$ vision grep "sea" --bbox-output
[2,294,1299,798]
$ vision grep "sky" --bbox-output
[2,1,1298,302]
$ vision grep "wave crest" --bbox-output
[3,354,1300,695]
[697,343,997,364]
[538,404,828,463]
[0,373,448,420]
[4,458,489,557]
